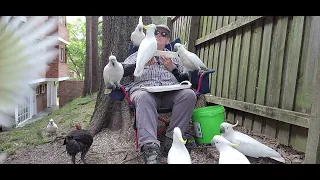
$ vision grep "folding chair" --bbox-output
[109,39,216,150]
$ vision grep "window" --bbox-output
[17,96,30,124]
[60,48,64,62]
[41,84,46,93]
[36,84,46,95]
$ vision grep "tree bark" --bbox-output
[88,16,152,136]
[83,16,93,97]
[91,16,99,92]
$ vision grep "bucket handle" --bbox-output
[180,80,192,86]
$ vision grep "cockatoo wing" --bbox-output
[168,147,192,164]
[0,16,59,128]
[103,64,111,85]
[185,51,209,71]
[134,37,157,77]
[230,131,285,162]
[219,147,250,164]
[114,62,124,83]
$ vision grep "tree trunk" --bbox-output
[91,16,99,92]
[83,16,93,97]
[88,16,152,136]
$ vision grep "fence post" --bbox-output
[305,16,320,164]
[167,16,173,34]
[187,16,200,53]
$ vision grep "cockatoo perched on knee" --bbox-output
[220,121,286,163]
[134,24,157,77]
[167,127,192,164]
[131,16,145,47]
[0,16,59,129]
[103,53,124,94]
[174,43,209,73]
[211,135,250,164]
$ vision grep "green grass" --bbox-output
[0,93,97,155]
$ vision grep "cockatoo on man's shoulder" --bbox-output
[131,16,145,47]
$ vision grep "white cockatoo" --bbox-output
[167,127,192,164]
[0,16,59,129]
[211,135,250,164]
[173,43,209,73]
[131,16,145,47]
[134,24,157,77]
[220,121,286,163]
[103,53,124,94]
[46,119,58,135]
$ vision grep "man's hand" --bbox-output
[146,57,156,66]
[161,55,175,72]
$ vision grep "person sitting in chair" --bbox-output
[122,24,197,164]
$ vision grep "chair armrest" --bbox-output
[192,70,216,96]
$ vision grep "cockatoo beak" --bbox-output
[143,24,150,30]
[220,126,225,133]
[179,136,187,144]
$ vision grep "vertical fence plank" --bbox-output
[243,19,263,131]
[278,16,304,145]
[235,24,252,126]
[188,16,200,53]
[216,17,229,97]
[210,17,223,96]
[265,16,289,138]
[198,16,204,39]
[222,17,236,120]
[222,16,236,99]
[227,28,242,123]
[253,16,274,133]
[304,16,320,163]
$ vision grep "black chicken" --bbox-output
[63,124,93,164]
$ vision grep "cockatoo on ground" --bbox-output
[173,43,209,74]
[167,127,192,164]
[131,16,145,47]
[211,135,250,164]
[220,121,286,163]
[134,24,157,77]
[0,16,59,129]
[103,53,124,94]
[46,119,58,135]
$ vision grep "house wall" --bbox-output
[58,80,84,107]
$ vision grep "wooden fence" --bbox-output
[167,16,320,164]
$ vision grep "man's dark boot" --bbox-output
[141,142,161,164]
[163,136,173,156]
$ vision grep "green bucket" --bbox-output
[191,105,225,144]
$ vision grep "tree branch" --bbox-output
[67,53,83,80]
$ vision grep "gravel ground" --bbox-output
[3,125,305,164]
[3,96,305,164]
